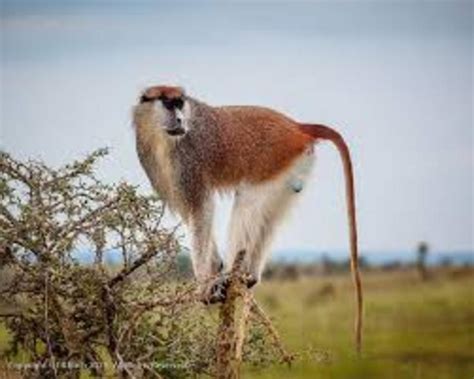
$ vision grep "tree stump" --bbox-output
[214,250,293,378]
[215,251,251,379]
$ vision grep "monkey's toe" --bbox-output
[245,276,258,289]
[201,276,230,305]
[200,273,258,305]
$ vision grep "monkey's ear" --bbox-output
[176,87,186,98]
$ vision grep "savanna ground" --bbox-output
[1,267,473,379]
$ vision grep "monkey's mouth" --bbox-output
[166,127,186,136]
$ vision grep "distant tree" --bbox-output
[440,256,453,268]
[381,260,402,271]
[321,253,336,274]
[358,255,369,270]
[416,241,430,280]
[261,263,277,280]
[0,150,286,379]
[280,264,299,281]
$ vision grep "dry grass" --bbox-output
[245,267,474,379]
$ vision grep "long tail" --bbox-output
[299,123,363,354]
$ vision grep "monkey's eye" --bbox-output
[161,97,184,110]
[162,99,174,110]
[173,98,184,109]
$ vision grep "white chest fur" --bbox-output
[135,106,180,211]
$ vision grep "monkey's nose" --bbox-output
[176,112,184,126]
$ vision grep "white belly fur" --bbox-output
[227,148,315,275]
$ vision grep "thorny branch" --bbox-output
[0,149,292,379]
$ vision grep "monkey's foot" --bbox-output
[200,273,258,305]
[200,275,230,304]
[245,275,258,289]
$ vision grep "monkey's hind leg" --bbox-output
[226,151,314,286]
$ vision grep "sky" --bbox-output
[1,1,472,258]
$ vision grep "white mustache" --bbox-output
[175,109,185,124]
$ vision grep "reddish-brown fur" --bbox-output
[142,85,184,100]
[206,106,314,188]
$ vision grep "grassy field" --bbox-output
[1,268,473,378]
[245,268,474,379]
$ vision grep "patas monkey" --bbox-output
[133,85,363,351]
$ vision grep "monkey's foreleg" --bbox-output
[187,197,222,286]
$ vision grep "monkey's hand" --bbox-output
[199,274,230,304]
[199,273,258,305]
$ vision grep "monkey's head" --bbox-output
[134,85,190,137]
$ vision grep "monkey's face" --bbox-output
[134,85,190,137]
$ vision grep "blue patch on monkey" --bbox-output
[288,178,304,193]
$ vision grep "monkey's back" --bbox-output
[206,106,313,188]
